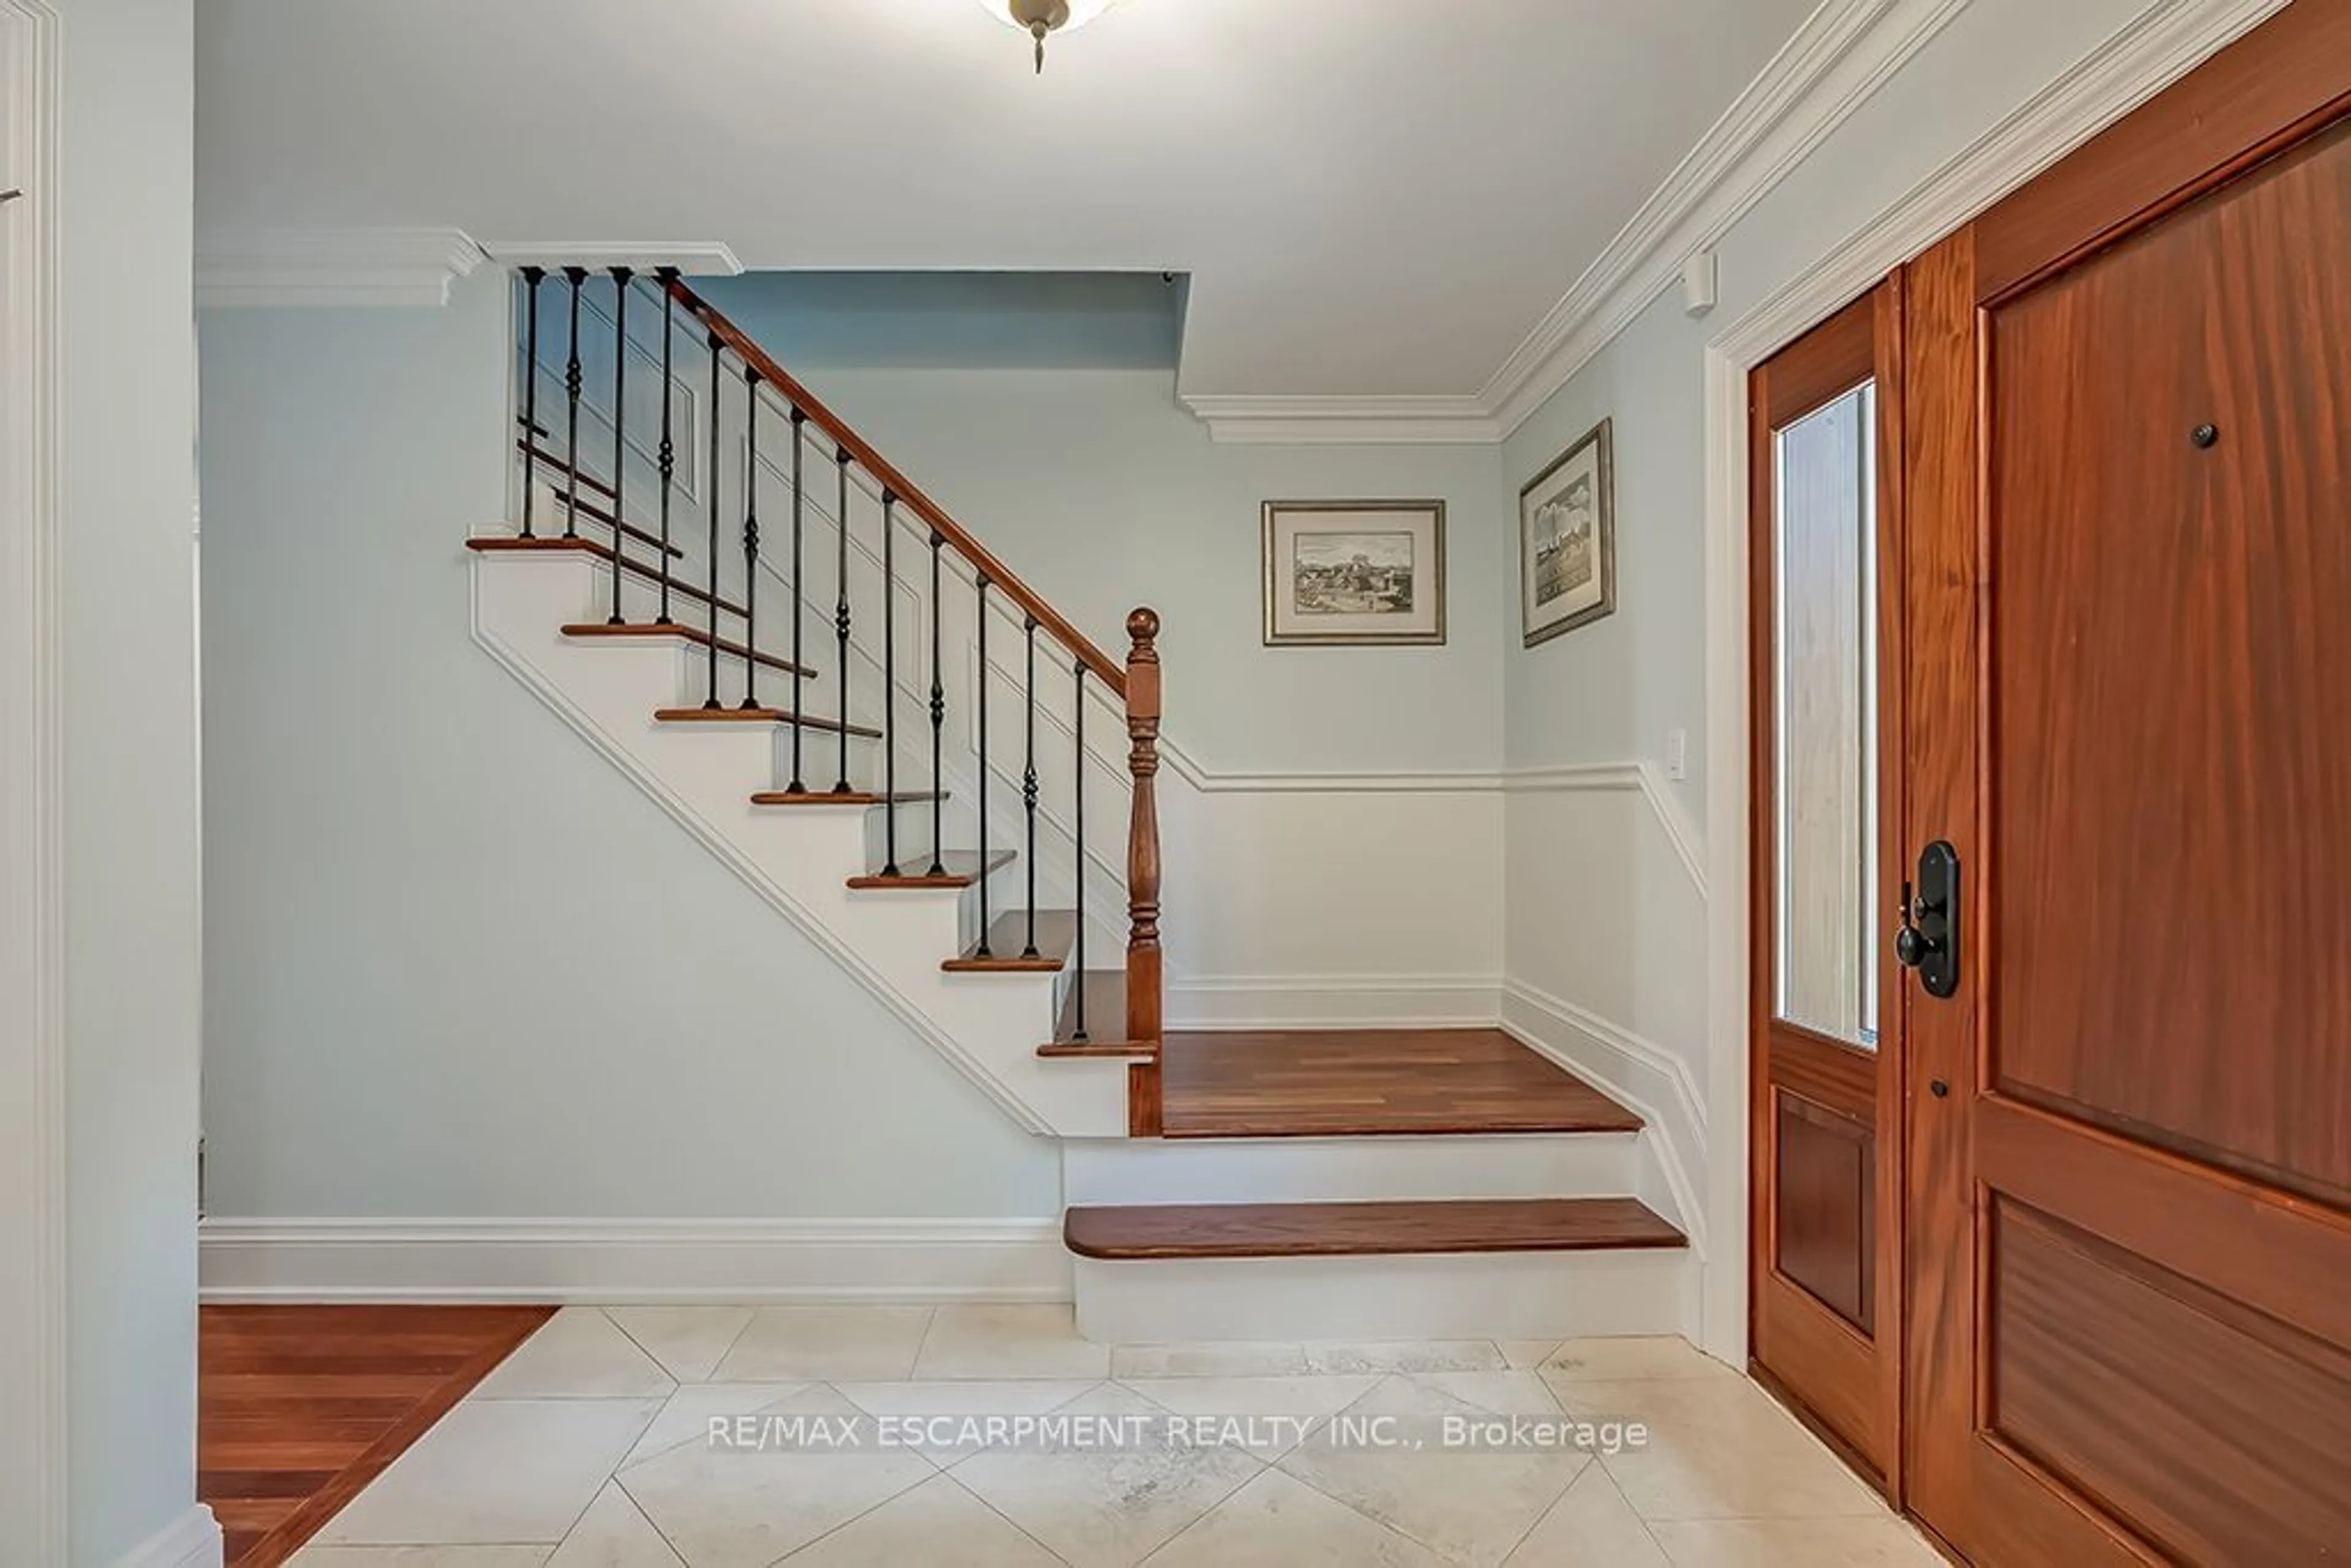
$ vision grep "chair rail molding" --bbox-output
[195,226,489,307]
[1693,0,2292,1367]
[1502,762,1706,896]
[1182,0,1970,445]
[0,3,66,1560]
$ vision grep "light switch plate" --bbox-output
[1667,729,1689,782]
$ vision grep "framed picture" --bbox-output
[1520,418,1616,647]
[1262,500,1447,647]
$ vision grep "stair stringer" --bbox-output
[470,546,1130,1138]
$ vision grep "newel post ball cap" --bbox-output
[1128,607,1160,643]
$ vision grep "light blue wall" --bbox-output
[197,272,1060,1221]
[752,364,1509,775]
[1499,0,2163,832]
[694,270,1185,370]
[58,0,203,1560]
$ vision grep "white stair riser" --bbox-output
[1073,1250,1696,1341]
[1062,1133,1642,1207]
[476,549,1125,1135]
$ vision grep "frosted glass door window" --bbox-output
[1774,383,1878,1049]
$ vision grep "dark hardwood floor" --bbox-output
[199,1304,554,1567]
[1158,1027,1644,1138]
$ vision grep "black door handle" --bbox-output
[1894,841,1961,999]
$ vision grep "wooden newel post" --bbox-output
[1123,606,1163,1056]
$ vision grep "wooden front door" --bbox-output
[1902,7,2351,1563]
[1748,283,1907,1487]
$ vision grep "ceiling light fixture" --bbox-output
[975,0,1123,75]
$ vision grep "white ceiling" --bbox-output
[195,0,1820,399]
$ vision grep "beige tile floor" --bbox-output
[290,1305,1943,1567]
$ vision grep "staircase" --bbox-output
[468,265,1692,1340]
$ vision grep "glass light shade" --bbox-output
[973,0,1122,34]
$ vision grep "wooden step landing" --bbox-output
[654,705,882,740]
[562,622,815,680]
[847,849,1014,890]
[1160,1027,1643,1139]
[466,535,749,620]
[1063,1197,1684,1261]
[751,789,944,807]
[946,911,1076,973]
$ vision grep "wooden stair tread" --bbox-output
[847,849,1014,890]
[561,622,815,679]
[466,535,749,620]
[654,705,882,740]
[1160,1028,1643,1139]
[1063,1197,1686,1261]
[1038,1040,1158,1060]
[945,910,1076,973]
[752,789,944,807]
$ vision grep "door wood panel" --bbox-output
[1750,283,1908,1490]
[1902,9,2351,1562]
[1987,117,2351,1207]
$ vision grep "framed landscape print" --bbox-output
[1262,500,1447,647]
[1520,418,1616,647]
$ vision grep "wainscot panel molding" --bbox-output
[1167,973,1505,1031]
[112,1505,223,1568]
[195,227,488,308]
[1502,762,1706,895]
[1183,0,1971,445]
[1691,0,2295,1366]
[199,1218,1070,1304]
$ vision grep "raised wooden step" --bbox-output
[1160,1027,1643,1139]
[847,849,1014,890]
[561,622,815,680]
[751,789,943,807]
[945,911,1075,973]
[1037,970,1150,1057]
[1063,1196,1685,1261]
[654,705,882,740]
[466,535,749,620]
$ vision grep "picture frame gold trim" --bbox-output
[1261,498,1449,648]
[1520,418,1617,648]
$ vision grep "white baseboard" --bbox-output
[200,1218,1070,1304]
[1499,983,1709,1258]
[115,1506,222,1568]
[1166,975,1504,1030]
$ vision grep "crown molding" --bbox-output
[477,240,747,276]
[1183,0,1970,446]
[195,227,487,307]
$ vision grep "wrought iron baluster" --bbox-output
[702,331,724,710]
[880,491,901,876]
[561,266,587,539]
[740,367,762,710]
[975,576,992,953]
[787,410,809,793]
[833,449,853,794]
[1073,662,1088,1040]
[1023,619,1040,958]
[606,267,631,624]
[928,535,947,879]
[519,266,544,537]
[655,269,677,624]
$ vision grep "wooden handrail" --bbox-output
[664,276,1127,697]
